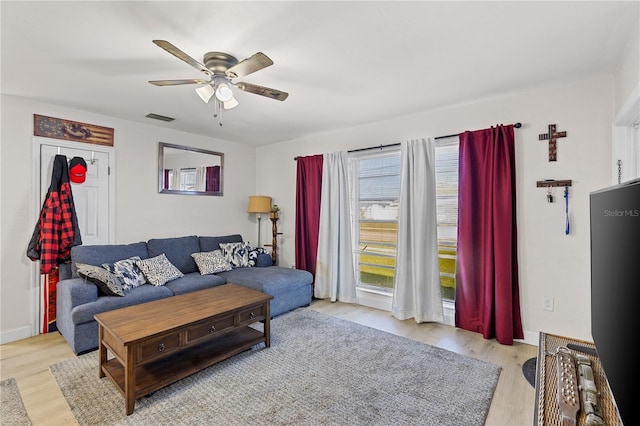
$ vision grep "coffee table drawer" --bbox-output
[139,332,181,363]
[239,304,266,324]
[185,314,235,344]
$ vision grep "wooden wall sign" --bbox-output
[34,114,114,146]
[538,124,567,162]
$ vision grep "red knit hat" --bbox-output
[69,157,87,184]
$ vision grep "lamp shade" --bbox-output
[247,195,272,213]
[195,84,215,103]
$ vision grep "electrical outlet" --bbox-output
[543,297,554,311]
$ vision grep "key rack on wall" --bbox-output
[536,179,572,188]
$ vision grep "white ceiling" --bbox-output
[2,1,638,146]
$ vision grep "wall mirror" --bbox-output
[158,142,224,196]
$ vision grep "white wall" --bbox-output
[613,21,639,114]
[0,94,258,342]
[256,77,614,343]
[1,74,633,345]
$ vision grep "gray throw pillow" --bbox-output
[136,253,184,286]
[76,263,125,297]
[102,256,146,290]
[191,250,233,275]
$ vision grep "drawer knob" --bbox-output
[210,325,216,333]
[249,312,255,319]
[158,343,165,352]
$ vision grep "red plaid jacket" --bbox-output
[27,155,81,274]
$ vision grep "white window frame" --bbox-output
[348,141,458,324]
[349,148,401,302]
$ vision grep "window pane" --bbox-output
[435,138,459,301]
[358,252,395,290]
[351,151,400,293]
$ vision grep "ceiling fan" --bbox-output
[149,40,288,124]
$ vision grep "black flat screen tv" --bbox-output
[589,177,640,425]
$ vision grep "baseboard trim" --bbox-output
[0,325,33,344]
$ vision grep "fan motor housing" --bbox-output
[203,52,238,73]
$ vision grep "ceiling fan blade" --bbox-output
[226,52,273,79]
[149,79,210,86]
[152,40,212,77]
[236,82,288,101]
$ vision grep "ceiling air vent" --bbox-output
[145,113,175,122]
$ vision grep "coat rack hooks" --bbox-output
[57,147,97,164]
[536,179,572,188]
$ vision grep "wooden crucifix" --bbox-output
[538,124,567,162]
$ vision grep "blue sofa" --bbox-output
[56,234,313,354]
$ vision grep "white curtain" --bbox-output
[392,138,444,322]
[314,151,357,302]
[170,169,179,190]
[195,167,206,191]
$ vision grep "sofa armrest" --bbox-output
[57,278,99,308]
[255,253,273,267]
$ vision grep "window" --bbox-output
[349,138,459,301]
[349,150,401,293]
[434,137,459,301]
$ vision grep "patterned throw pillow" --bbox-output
[102,256,146,291]
[135,254,184,286]
[76,263,125,297]
[248,247,269,267]
[219,242,250,268]
[191,250,233,275]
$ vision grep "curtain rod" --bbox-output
[294,122,522,159]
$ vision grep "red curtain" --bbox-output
[164,169,170,190]
[455,124,524,344]
[206,166,220,192]
[295,155,323,279]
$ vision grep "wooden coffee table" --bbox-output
[94,283,273,415]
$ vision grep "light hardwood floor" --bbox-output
[0,299,538,425]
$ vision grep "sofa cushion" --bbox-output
[102,256,146,290]
[198,234,243,252]
[70,284,173,324]
[163,272,227,296]
[71,242,148,278]
[255,253,274,267]
[147,235,200,274]
[216,266,313,296]
[75,263,125,297]
[191,250,233,275]
[136,254,184,286]
[220,241,250,268]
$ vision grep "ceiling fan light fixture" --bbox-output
[224,96,239,110]
[195,84,215,103]
[215,83,234,102]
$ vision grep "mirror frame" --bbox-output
[158,142,224,196]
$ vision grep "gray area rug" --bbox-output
[0,377,32,425]
[49,308,501,425]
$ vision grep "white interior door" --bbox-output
[40,144,111,245]
[33,138,114,334]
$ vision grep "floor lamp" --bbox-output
[247,195,272,247]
